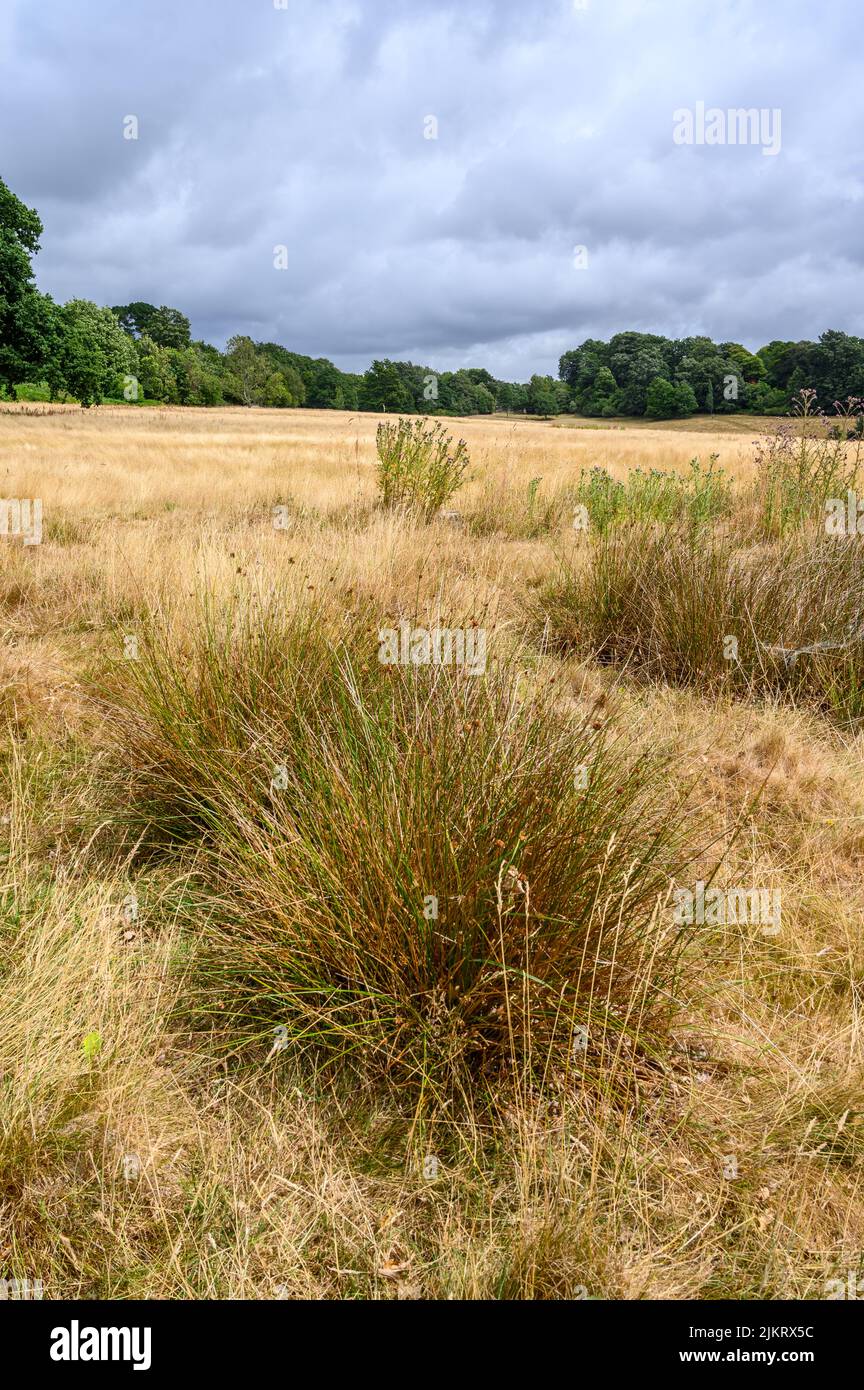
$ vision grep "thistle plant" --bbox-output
[753,390,864,537]
[375,417,470,520]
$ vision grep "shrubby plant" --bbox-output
[573,456,732,533]
[375,417,470,520]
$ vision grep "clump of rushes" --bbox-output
[541,522,750,684]
[100,591,706,1100]
[375,417,470,520]
[539,522,864,723]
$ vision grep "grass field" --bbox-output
[1,404,863,1301]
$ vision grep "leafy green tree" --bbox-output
[722,342,766,384]
[0,176,63,389]
[645,377,680,419]
[260,368,305,407]
[59,299,137,406]
[787,364,809,399]
[262,372,293,407]
[809,330,864,406]
[760,340,812,394]
[558,348,581,388]
[673,381,698,417]
[224,335,269,406]
[305,359,344,408]
[674,337,734,412]
[172,345,224,405]
[527,374,559,417]
[757,340,797,385]
[464,367,497,392]
[472,382,496,414]
[584,365,621,417]
[745,381,788,415]
[437,369,495,415]
[558,339,611,413]
[282,364,306,406]
[608,333,673,416]
[112,301,191,349]
[494,381,528,413]
[136,335,176,401]
[358,360,415,413]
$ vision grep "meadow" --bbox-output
[1,403,863,1301]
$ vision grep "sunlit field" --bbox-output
[2,404,863,1301]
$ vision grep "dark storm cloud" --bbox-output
[1,0,862,380]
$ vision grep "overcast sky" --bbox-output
[0,0,860,381]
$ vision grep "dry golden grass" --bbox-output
[1,404,861,1300]
[0,402,765,513]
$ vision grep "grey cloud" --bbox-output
[1,0,862,381]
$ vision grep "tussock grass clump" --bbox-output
[554,523,743,685]
[539,524,864,722]
[375,417,470,521]
[100,595,702,1096]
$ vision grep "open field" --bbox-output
[1,405,863,1301]
[553,412,790,436]
[0,403,768,507]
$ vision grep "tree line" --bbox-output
[558,332,864,419]
[2,176,862,419]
